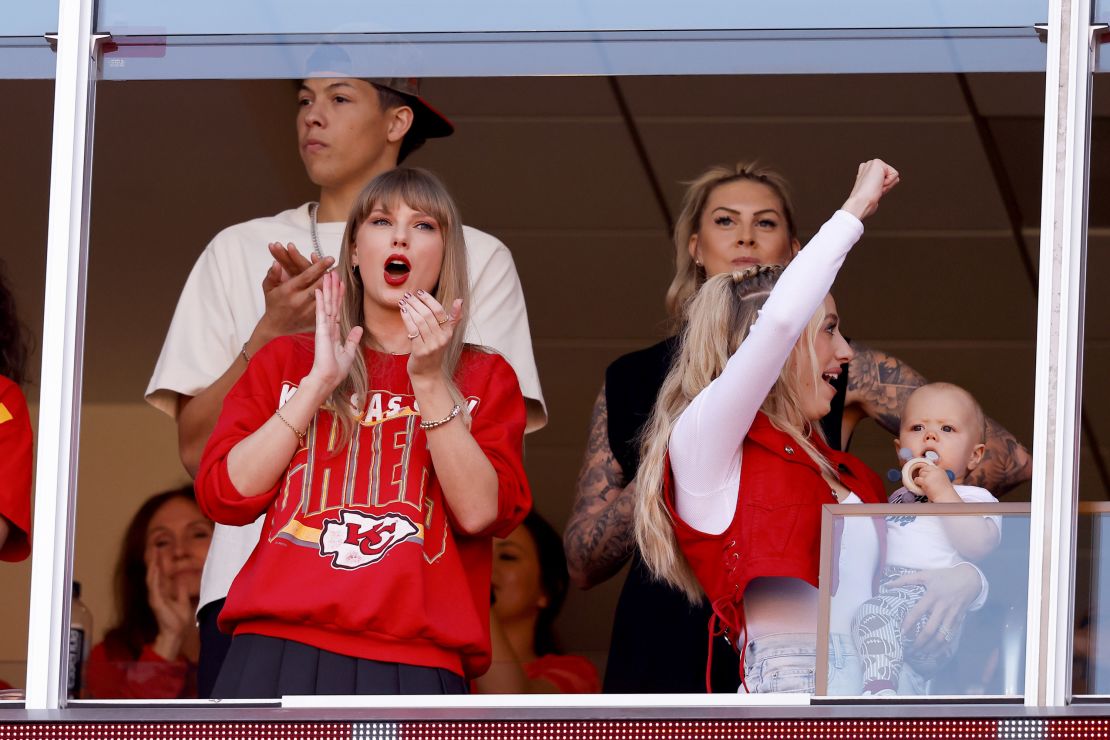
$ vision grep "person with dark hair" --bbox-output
[147,63,545,696]
[475,512,599,693]
[86,486,214,699]
[0,258,33,563]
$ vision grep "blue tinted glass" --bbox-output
[99,29,1046,81]
[97,0,1046,36]
[2,2,58,37]
[823,508,1030,698]
[1077,511,1110,694]
[1,1,58,79]
[0,37,56,79]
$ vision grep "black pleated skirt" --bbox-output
[211,634,468,698]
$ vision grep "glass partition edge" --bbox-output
[94,0,1047,37]
[96,28,1047,80]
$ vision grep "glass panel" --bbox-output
[96,0,1046,36]
[819,505,1030,697]
[1074,74,1110,698]
[0,0,58,80]
[1,3,58,37]
[0,78,53,701]
[0,37,57,80]
[98,30,1047,81]
[1076,508,1110,695]
[79,67,1044,702]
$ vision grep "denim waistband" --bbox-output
[745,632,858,667]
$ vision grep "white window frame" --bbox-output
[25,0,1100,711]
[1025,0,1098,708]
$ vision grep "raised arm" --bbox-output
[564,386,638,589]
[670,160,898,533]
[844,343,1033,494]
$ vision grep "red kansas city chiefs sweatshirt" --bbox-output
[196,334,531,678]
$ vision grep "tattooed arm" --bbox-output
[845,342,1033,495]
[564,385,638,589]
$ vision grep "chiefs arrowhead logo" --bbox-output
[319,510,420,570]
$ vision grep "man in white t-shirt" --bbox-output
[146,74,546,696]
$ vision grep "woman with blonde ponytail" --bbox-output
[569,156,1021,694]
[632,161,896,693]
[195,168,531,697]
[633,160,912,695]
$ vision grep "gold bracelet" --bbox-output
[240,342,252,364]
[274,408,307,446]
[419,404,461,431]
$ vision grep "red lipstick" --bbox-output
[383,253,411,286]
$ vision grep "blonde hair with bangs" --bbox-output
[329,167,471,446]
[634,266,837,602]
[666,162,798,323]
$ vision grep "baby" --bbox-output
[852,382,1002,696]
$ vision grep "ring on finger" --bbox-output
[939,626,953,642]
[436,316,449,325]
[407,333,420,340]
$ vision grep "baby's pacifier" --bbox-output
[886,448,955,495]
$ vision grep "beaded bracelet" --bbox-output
[274,408,307,446]
[239,341,252,364]
[419,404,461,431]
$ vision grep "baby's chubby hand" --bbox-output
[914,463,961,503]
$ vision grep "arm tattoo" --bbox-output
[848,343,1032,495]
[564,385,638,588]
[846,342,928,436]
[964,418,1033,495]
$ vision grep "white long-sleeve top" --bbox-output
[670,210,865,536]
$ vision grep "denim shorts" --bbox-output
[743,632,928,695]
[743,632,860,694]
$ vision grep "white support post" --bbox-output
[1024,0,1096,708]
[24,0,99,710]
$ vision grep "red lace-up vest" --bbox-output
[663,412,886,690]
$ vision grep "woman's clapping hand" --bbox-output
[400,290,464,383]
[304,270,364,393]
[146,559,194,661]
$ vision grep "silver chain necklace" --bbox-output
[308,202,326,261]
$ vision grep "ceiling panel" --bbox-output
[422,76,619,118]
[1086,235,1110,341]
[1082,344,1110,453]
[2,80,55,403]
[619,73,970,118]
[639,120,1012,232]
[527,344,631,447]
[1080,448,1110,500]
[964,72,1047,117]
[418,120,661,232]
[506,231,673,342]
[835,235,1037,342]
